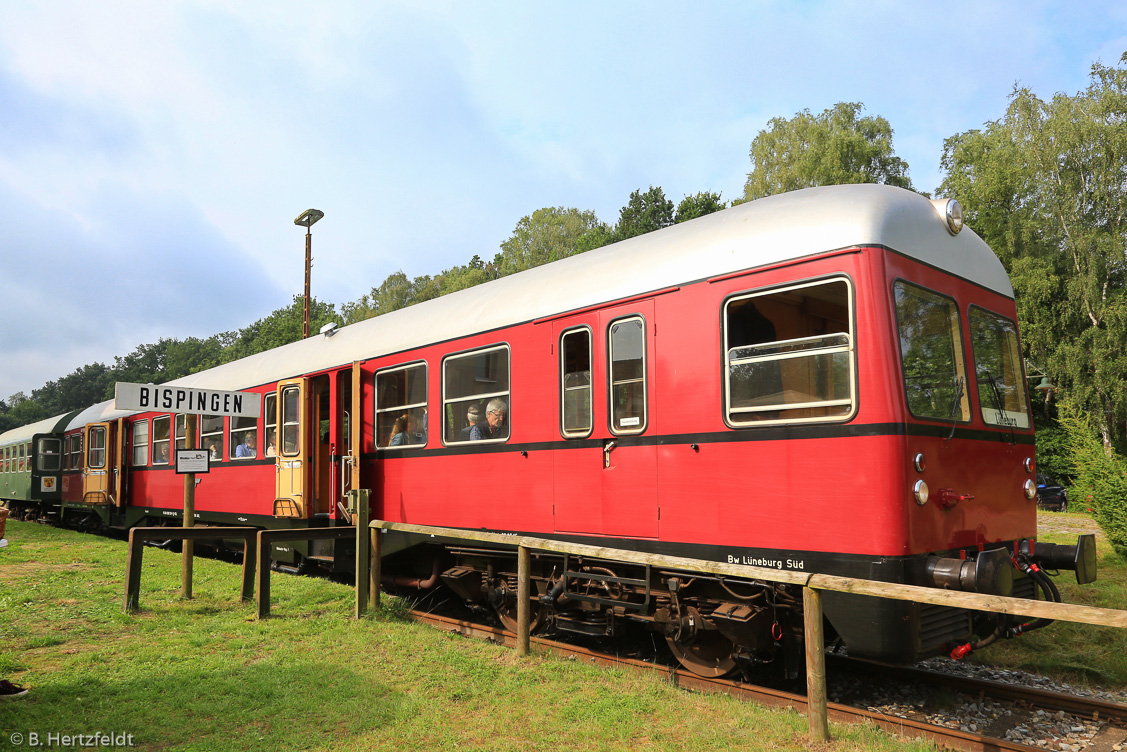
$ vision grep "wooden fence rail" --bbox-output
[358,519,1127,743]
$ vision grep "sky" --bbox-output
[2,1,1126,402]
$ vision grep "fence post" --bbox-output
[354,490,369,618]
[803,586,829,742]
[516,544,530,657]
[124,528,144,613]
[256,531,272,619]
[370,515,381,610]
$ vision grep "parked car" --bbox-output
[1036,473,1069,512]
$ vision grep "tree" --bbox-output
[675,191,726,223]
[613,186,674,241]
[939,54,1127,448]
[226,295,340,358]
[741,102,913,202]
[496,207,605,276]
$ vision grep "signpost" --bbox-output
[114,383,261,599]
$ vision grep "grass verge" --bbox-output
[0,521,937,752]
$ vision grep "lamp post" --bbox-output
[294,208,325,339]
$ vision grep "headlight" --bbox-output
[1024,480,1037,500]
[914,480,929,506]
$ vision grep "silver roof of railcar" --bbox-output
[0,412,78,445]
[64,185,1008,431]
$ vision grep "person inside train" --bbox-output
[153,443,170,465]
[265,436,277,457]
[206,439,221,460]
[458,405,481,441]
[235,433,257,458]
[389,414,412,446]
[470,399,507,441]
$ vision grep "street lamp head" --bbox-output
[294,208,325,228]
[1035,376,1055,392]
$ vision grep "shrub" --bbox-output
[1059,405,1127,555]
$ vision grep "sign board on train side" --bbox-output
[114,382,262,418]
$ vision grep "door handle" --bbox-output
[603,440,617,469]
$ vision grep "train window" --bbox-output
[65,435,80,470]
[201,415,224,461]
[560,328,593,438]
[264,393,278,457]
[724,278,854,426]
[175,415,192,450]
[152,416,171,465]
[894,281,970,422]
[88,427,106,469]
[231,411,258,459]
[375,363,428,449]
[19,444,26,472]
[3,447,8,472]
[443,345,510,444]
[608,317,647,434]
[281,386,301,457]
[38,438,61,472]
[969,307,1030,429]
[132,421,149,466]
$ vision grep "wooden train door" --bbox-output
[332,363,362,522]
[274,378,311,518]
[312,375,332,516]
[552,300,659,538]
[82,422,112,505]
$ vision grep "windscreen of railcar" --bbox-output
[969,306,1030,429]
[893,281,971,421]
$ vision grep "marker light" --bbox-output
[1024,457,1034,473]
[914,480,930,506]
[1024,479,1037,500]
[914,453,926,473]
[930,198,964,235]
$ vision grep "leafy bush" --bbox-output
[1060,405,1127,555]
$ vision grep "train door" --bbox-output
[312,375,332,516]
[552,300,659,538]
[113,417,127,507]
[82,422,112,505]
[332,363,363,522]
[274,378,311,518]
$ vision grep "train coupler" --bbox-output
[1020,534,1097,585]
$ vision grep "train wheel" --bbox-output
[493,597,543,633]
[664,606,738,677]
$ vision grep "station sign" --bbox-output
[175,449,210,475]
[114,382,261,418]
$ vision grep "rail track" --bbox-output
[409,608,1127,752]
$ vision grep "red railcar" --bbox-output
[48,185,1094,676]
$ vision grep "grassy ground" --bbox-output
[0,521,937,752]
[964,510,1127,689]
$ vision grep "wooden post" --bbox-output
[516,545,530,657]
[181,413,196,599]
[239,537,256,602]
[256,531,272,619]
[803,586,829,742]
[124,528,144,613]
[354,490,369,618]
[371,518,381,610]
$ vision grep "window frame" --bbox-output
[892,279,971,424]
[374,361,429,451]
[200,414,224,461]
[230,401,260,460]
[607,316,648,436]
[18,443,26,472]
[559,326,594,439]
[88,426,106,470]
[441,344,511,446]
[721,275,858,429]
[132,420,150,467]
[280,385,301,458]
[152,415,171,466]
[968,305,1032,430]
[38,437,62,472]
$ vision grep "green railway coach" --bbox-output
[0,412,78,515]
